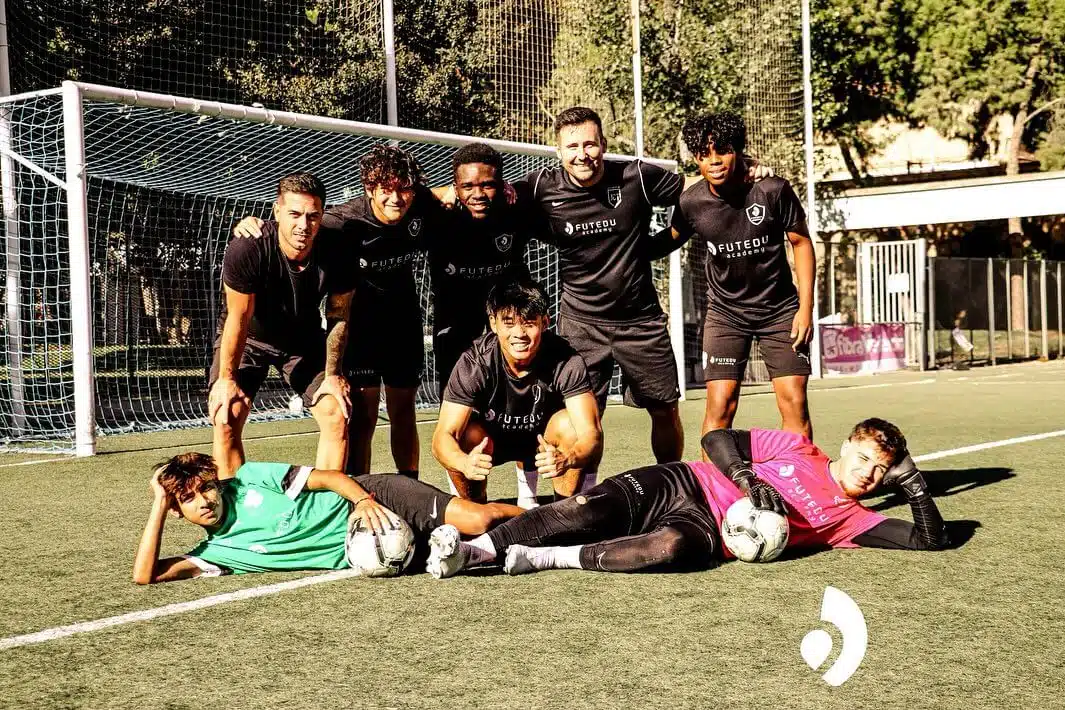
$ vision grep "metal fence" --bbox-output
[930,257,1064,367]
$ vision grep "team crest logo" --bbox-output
[495,233,514,253]
[407,217,423,236]
[444,263,456,275]
[746,203,766,225]
[778,464,795,478]
[607,186,622,208]
[484,409,496,422]
[359,258,368,269]
[706,242,718,257]
[533,385,542,405]
[564,222,575,235]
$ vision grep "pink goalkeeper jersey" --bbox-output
[687,428,886,558]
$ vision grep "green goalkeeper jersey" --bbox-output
[183,462,350,575]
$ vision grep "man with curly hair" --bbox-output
[668,111,816,444]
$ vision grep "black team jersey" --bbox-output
[218,221,356,353]
[426,202,533,332]
[522,160,683,324]
[321,184,445,317]
[443,331,591,436]
[671,176,806,326]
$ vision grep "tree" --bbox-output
[811,0,918,181]
[911,0,1065,242]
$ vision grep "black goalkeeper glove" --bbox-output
[730,467,787,516]
[881,454,929,499]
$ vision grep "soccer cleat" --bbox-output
[426,524,468,579]
[503,544,547,576]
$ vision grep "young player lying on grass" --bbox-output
[424,418,951,578]
[132,450,524,584]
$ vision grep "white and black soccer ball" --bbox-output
[721,497,789,563]
[345,517,416,577]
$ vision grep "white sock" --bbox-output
[552,545,584,570]
[465,534,497,565]
[576,470,598,494]
[516,464,539,508]
[520,544,584,571]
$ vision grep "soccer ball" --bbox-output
[344,516,416,577]
[721,497,789,563]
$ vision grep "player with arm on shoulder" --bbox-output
[671,112,816,444]
[132,430,524,584]
[210,172,353,477]
[431,278,602,505]
[424,417,948,578]
[231,148,441,481]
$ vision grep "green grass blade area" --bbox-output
[1,360,1064,709]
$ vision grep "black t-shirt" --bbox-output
[521,160,683,324]
[217,222,356,352]
[426,201,533,331]
[322,184,445,318]
[443,331,591,436]
[672,176,806,325]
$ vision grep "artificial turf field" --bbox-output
[2,360,1064,709]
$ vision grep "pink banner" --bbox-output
[821,324,907,375]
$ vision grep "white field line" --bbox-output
[3,427,1065,652]
[911,429,1065,463]
[0,569,361,651]
[746,378,936,397]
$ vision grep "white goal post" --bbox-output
[0,80,681,455]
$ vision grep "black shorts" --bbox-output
[208,338,326,408]
[701,308,812,381]
[433,317,487,397]
[346,307,423,389]
[559,312,680,409]
[354,473,453,539]
[471,413,548,470]
[604,462,720,548]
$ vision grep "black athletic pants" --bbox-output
[486,462,722,572]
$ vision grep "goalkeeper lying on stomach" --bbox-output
[424,418,951,578]
[132,439,523,584]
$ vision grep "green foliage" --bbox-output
[812,0,918,177]
[1035,107,1065,170]
[910,0,1065,157]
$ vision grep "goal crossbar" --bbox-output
[1,82,682,456]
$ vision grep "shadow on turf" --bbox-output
[864,466,1014,512]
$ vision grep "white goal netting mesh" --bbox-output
[0,90,672,451]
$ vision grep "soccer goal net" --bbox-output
[0,82,678,454]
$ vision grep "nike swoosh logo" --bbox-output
[429,497,438,520]
[551,200,565,207]
[362,234,386,246]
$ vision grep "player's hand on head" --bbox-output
[535,434,566,478]
[150,466,170,503]
[881,454,928,498]
[314,375,351,420]
[463,438,493,481]
[790,310,813,351]
[208,377,249,425]
[355,496,402,536]
[232,216,265,238]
